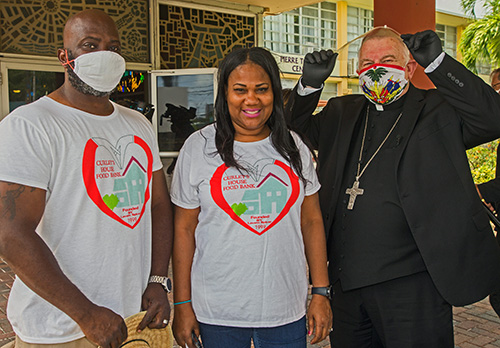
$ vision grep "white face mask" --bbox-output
[358,63,408,105]
[64,50,126,92]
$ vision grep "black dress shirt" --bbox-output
[329,94,426,291]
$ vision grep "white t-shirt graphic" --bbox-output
[0,97,162,344]
[171,124,320,327]
[83,134,154,228]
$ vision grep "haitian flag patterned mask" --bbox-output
[359,63,408,105]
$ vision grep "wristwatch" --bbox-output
[148,275,172,293]
[311,285,333,300]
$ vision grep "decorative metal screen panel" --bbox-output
[159,5,255,69]
[1,0,150,63]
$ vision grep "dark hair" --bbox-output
[214,47,306,183]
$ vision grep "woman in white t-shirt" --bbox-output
[171,47,332,348]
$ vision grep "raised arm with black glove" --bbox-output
[302,49,338,88]
[401,30,443,68]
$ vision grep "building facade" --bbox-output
[0,0,484,159]
[263,0,485,101]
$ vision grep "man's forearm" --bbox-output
[0,226,96,324]
[150,170,174,277]
[0,228,129,347]
[427,54,500,144]
[151,201,174,276]
[289,85,322,149]
[0,182,96,324]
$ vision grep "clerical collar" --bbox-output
[368,92,408,112]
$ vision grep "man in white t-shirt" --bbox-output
[0,9,173,348]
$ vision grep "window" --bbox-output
[348,82,360,94]
[112,71,152,121]
[159,4,255,69]
[263,2,337,55]
[347,6,374,73]
[5,68,151,117]
[436,24,492,75]
[8,70,64,113]
[322,81,338,101]
[151,69,217,156]
[436,24,457,58]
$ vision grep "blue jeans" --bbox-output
[198,316,307,348]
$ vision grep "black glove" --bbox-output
[401,30,443,68]
[302,49,338,88]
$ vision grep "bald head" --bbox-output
[63,9,120,54]
[56,9,123,99]
[358,27,410,66]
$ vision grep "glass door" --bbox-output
[0,59,64,119]
[150,68,217,158]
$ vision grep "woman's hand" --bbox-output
[301,193,332,343]
[307,294,333,344]
[172,206,200,347]
[172,303,200,348]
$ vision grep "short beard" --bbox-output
[67,68,114,98]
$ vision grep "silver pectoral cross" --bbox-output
[345,179,364,210]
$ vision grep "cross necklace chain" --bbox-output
[345,106,403,210]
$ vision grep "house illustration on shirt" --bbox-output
[113,157,146,208]
[241,173,288,215]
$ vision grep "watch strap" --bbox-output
[148,275,172,293]
[311,286,332,299]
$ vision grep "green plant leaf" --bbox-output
[459,0,500,71]
[467,139,499,183]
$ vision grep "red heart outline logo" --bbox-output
[82,136,153,229]
[210,160,299,236]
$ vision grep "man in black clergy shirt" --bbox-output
[289,28,500,347]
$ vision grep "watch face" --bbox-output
[164,277,172,292]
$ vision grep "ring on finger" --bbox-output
[162,319,169,325]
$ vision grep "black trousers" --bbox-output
[330,271,453,348]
